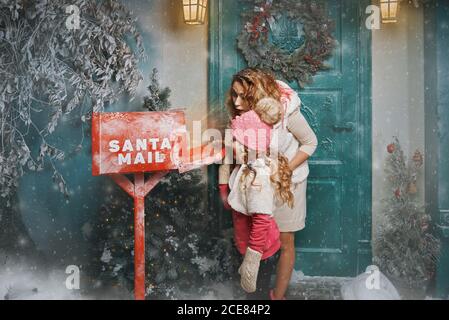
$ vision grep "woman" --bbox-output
[218,68,318,300]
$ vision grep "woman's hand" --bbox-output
[288,150,310,171]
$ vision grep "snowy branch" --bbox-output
[0,0,145,205]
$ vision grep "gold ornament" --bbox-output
[407,182,417,194]
[413,150,424,167]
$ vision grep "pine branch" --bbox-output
[143,68,171,112]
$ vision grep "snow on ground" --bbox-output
[340,270,401,300]
[177,281,242,300]
[0,254,239,300]
[0,261,83,300]
[3,256,440,300]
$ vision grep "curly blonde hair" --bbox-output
[270,154,294,208]
[226,68,282,119]
[239,147,294,209]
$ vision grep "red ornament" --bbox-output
[387,143,396,154]
[394,188,401,199]
[253,16,260,26]
[304,54,322,68]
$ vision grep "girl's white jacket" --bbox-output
[228,157,277,216]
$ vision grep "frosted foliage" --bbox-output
[0,0,144,205]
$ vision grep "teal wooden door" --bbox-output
[209,0,372,277]
[425,0,449,298]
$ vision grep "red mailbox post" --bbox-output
[92,111,223,300]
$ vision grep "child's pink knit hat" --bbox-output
[231,110,272,152]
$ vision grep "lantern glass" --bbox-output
[380,0,399,23]
[183,0,208,25]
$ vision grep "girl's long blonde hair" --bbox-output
[229,68,293,208]
[239,147,294,209]
[226,68,282,119]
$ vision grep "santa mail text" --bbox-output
[108,137,172,165]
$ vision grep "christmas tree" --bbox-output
[374,137,440,288]
[143,69,172,112]
[86,69,240,299]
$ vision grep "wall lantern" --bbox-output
[380,0,399,23]
[182,0,208,25]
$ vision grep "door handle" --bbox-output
[332,122,355,133]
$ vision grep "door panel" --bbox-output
[209,0,372,276]
[425,0,449,298]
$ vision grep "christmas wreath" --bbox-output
[237,0,337,88]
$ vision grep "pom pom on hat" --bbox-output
[253,97,282,126]
[231,110,272,152]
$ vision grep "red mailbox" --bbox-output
[92,110,223,300]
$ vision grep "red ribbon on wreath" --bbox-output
[248,1,272,41]
[304,55,322,68]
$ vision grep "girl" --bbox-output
[219,68,318,300]
[222,106,294,299]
